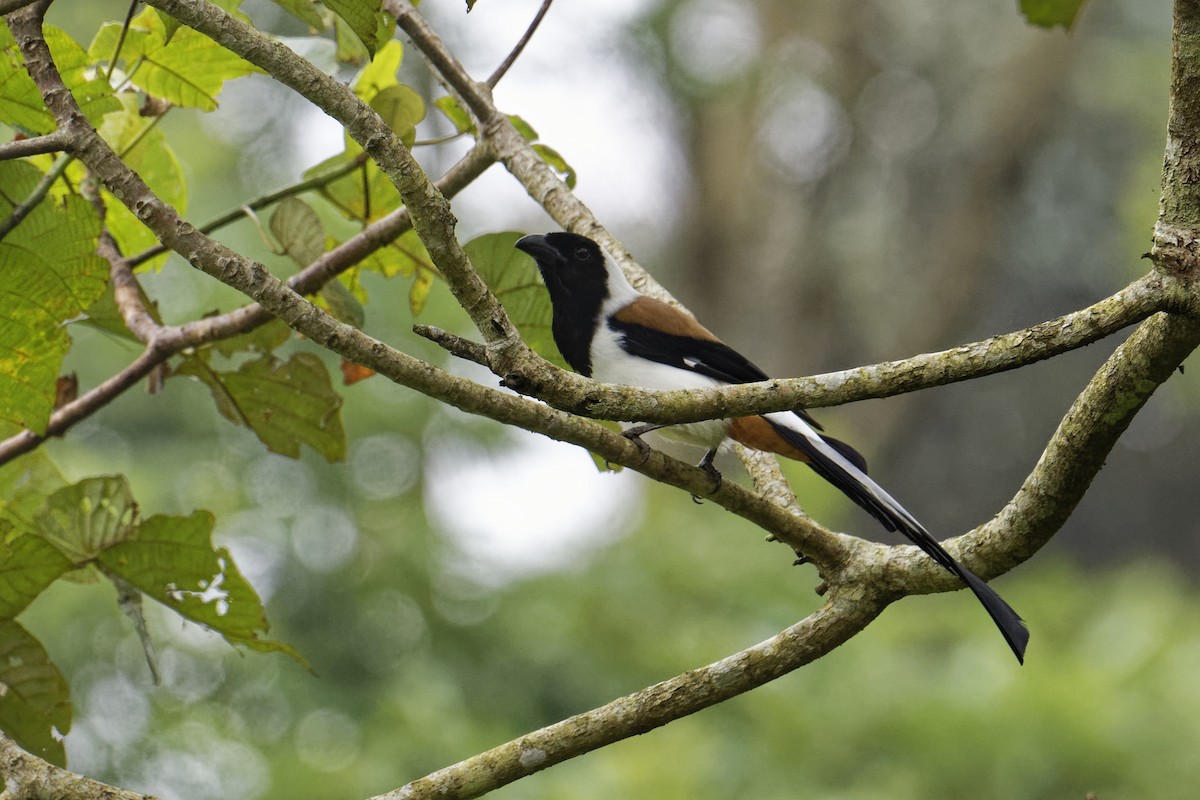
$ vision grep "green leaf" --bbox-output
[0,534,74,619]
[0,620,70,766]
[435,95,476,136]
[370,83,426,148]
[434,95,475,136]
[74,280,151,342]
[325,0,386,58]
[90,11,260,111]
[360,228,434,277]
[98,511,304,663]
[508,113,539,142]
[0,161,108,436]
[270,197,326,269]
[533,143,577,189]
[0,449,67,534]
[320,278,366,329]
[33,476,138,564]
[271,0,330,30]
[334,15,370,66]
[0,25,118,134]
[213,318,293,358]
[306,150,402,222]
[175,352,346,461]
[1019,0,1090,28]
[466,231,565,366]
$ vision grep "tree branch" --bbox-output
[0,129,67,160]
[0,0,42,16]
[375,593,882,800]
[0,144,495,467]
[0,733,155,800]
[6,2,851,575]
[140,0,523,356]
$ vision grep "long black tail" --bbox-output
[764,414,1029,663]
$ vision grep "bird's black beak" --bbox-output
[515,234,560,266]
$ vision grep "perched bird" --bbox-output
[515,231,1029,663]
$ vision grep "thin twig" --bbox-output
[413,324,488,365]
[126,152,370,268]
[0,152,71,240]
[104,0,141,83]
[486,0,553,88]
[0,145,495,466]
[0,130,67,160]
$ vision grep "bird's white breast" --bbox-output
[588,313,728,451]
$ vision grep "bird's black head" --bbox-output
[515,232,607,295]
[515,231,609,376]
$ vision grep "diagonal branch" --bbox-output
[139,0,523,355]
[5,1,851,575]
[0,129,67,160]
[0,145,495,467]
[375,593,881,800]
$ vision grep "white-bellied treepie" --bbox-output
[516,231,1028,664]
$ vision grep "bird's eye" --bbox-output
[574,247,590,261]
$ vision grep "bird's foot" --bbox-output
[690,448,722,503]
[620,423,663,464]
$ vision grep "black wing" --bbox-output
[608,319,825,431]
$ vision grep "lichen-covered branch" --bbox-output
[6,1,850,574]
[0,733,155,800]
[140,0,524,357]
[0,146,494,466]
[375,593,881,800]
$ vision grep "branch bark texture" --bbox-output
[5,1,1200,800]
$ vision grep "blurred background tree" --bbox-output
[6,0,1200,798]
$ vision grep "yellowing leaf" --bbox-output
[353,39,403,100]
[370,83,425,147]
[0,161,107,435]
[306,150,402,221]
[435,95,475,136]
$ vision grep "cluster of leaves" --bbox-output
[0,453,300,764]
[0,0,574,765]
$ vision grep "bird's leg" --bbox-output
[697,448,722,489]
[620,422,665,463]
[689,448,723,503]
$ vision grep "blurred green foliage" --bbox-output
[2,0,1199,798]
